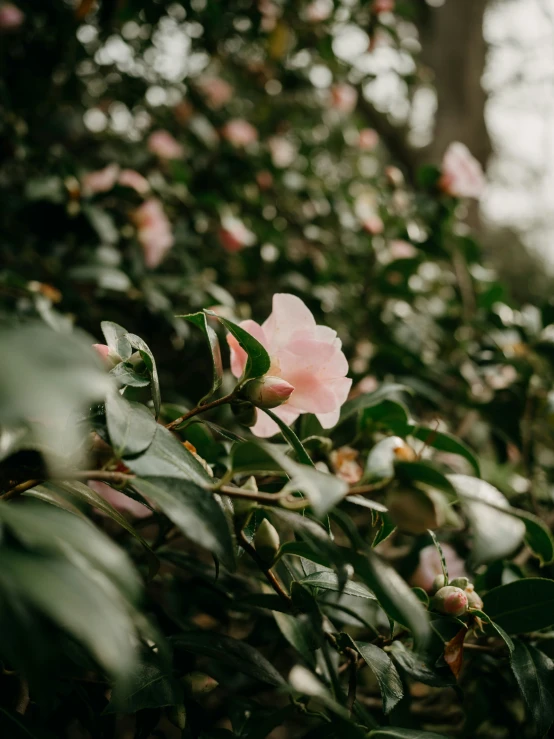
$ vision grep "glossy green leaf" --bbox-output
[288,665,348,718]
[405,426,480,476]
[273,610,319,667]
[396,461,457,500]
[338,384,411,424]
[105,387,157,457]
[101,320,132,360]
[510,639,554,737]
[352,640,404,714]
[132,477,235,570]
[106,658,181,713]
[180,311,223,403]
[483,579,554,634]
[126,333,161,417]
[361,399,410,429]
[299,571,376,600]
[124,424,213,486]
[388,642,456,688]
[231,441,287,476]
[110,361,151,388]
[205,311,270,383]
[263,408,314,466]
[172,631,285,686]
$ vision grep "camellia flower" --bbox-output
[218,215,256,253]
[268,136,297,168]
[227,293,352,437]
[358,128,379,151]
[87,480,152,519]
[197,77,233,109]
[305,0,333,23]
[81,164,120,196]
[92,344,111,362]
[133,198,174,269]
[372,0,395,13]
[410,543,467,592]
[221,119,258,148]
[0,3,24,31]
[147,130,184,160]
[330,84,358,114]
[439,142,486,199]
[389,239,416,260]
[118,168,150,194]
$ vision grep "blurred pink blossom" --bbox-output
[92,344,111,361]
[88,480,152,519]
[133,199,174,269]
[118,169,150,194]
[372,0,395,13]
[410,544,467,592]
[330,446,363,484]
[221,119,258,148]
[227,293,352,437]
[305,0,333,22]
[81,164,120,196]
[256,170,274,190]
[389,240,416,260]
[330,84,358,114]
[439,142,486,199]
[147,130,184,160]
[197,78,233,109]
[362,216,385,235]
[268,136,296,168]
[218,215,256,253]
[358,128,379,151]
[0,3,24,30]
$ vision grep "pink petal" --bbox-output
[226,320,267,378]
[262,293,316,352]
[250,405,300,438]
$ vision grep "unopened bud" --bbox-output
[92,343,120,368]
[449,577,469,590]
[242,376,294,409]
[432,586,468,617]
[466,588,483,610]
[231,400,258,427]
[254,518,280,564]
[167,704,187,730]
[182,672,219,696]
[431,574,449,594]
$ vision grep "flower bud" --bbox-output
[182,672,219,696]
[431,574,449,594]
[167,704,187,730]
[254,518,280,565]
[242,375,294,409]
[231,400,258,427]
[464,584,483,610]
[432,586,468,617]
[92,343,120,368]
[449,577,469,590]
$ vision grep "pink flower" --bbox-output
[87,480,152,519]
[133,199,174,269]
[118,168,150,194]
[81,164,120,196]
[330,84,358,114]
[362,216,384,235]
[439,142,486,199]
[372,0,395,12]
[389,239,416,260]
[0,3,24,30]
[221,119,258,148]
[268,136,297,168]
[410,544,467,592]
[147,130,184,160]
[197,77,233,109]
[218,215,256,253]
[305,0,333,22]
[93,343,111,361]
[227,293,352,437]
[358,128,379,151]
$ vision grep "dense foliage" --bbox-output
[3,1,554,738]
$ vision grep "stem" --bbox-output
[0,479,40,501]
[0,470,134,502]
[166,392,237,431]
[345,647,358,714]
[238,530,292,608]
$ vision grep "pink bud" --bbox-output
[432,586,468,617]
[93,344,111,361]
[0,3,24,31]
[243,375,294,409]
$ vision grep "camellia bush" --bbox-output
[3,1,554,738]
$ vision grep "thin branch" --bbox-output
[0,479,41,501]
[345,647,359,714]
[166,392,236,431]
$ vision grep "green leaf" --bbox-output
[516,510,554,566]
[31,480,158,580]
[263,409,314,466]
[288,665,348,718]
[205,311,270,383]
[396,461,457,500]
[388,642,456,688]
[368,729,448,739]
[273,610,319,667]
[448,475,526,565]
[299,571,376,600]
[101,320,132,361]
[0,707,56,739]
[180,312,223,403]
[125,333,161,417]
[405,426,480,476]
[106,658,181,713]
[231,441,287,476]
[338,384,411,424]
[110,362,150,388]
[483,579,554,634]
[261,442,348,517]
[510,639,554,737]
[124,424,213,486]
[351,640,404,714]
[105,388,157,457]
[471,610,514,653]
[362,436,400,482]
[349,550,430,649]
[132,477,235,570]
[361,399,410,429]
[172,631,285,686]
